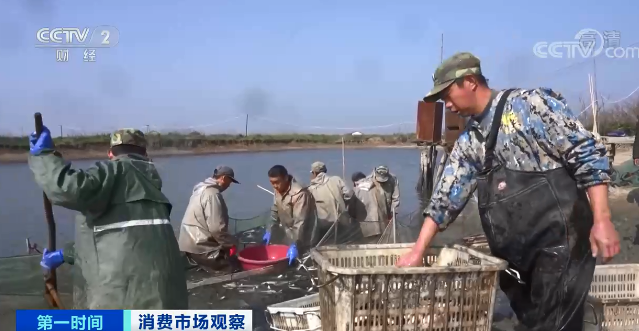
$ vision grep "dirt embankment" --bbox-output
[0,143,417,164]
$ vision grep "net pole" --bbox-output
[342,136,346,180]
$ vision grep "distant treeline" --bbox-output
[577,95,639,134]
[3,96,637,152]
[0,132,417,152]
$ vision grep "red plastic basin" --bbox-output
[237,244,289,271]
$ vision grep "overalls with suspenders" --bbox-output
[474,89,597,331]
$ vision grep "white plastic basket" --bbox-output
[311,243,507,331]
[588,264,639,330]
[266,294,321,331]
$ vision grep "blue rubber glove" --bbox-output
[29,125,54,155]
[262,231,271,245]
[286,244,298,265]
[40,248,65,270]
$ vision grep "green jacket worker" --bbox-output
[31,125,188,309]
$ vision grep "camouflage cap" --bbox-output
[423,52,482,102]
[310,161,327,173]
[374,165,390,182]
[110,128,147,148]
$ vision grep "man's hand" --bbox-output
[634,159,639,166]
[29,125,54,155]
[396,249,425,267]
[396,216,439,267]
[590,216,620,263]
[262,231,271,245]
[286,244,298,265]
[41,248,65,270]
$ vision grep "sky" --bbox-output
[0,0,637,136]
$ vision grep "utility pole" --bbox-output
[593,57,599,111]
[145,125,150,134]
[245,114,249,136]
[440,33,444,63]
[59,125,63,138]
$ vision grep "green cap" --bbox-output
[423,52,482,102]
[374,165,390,182]
[110,128,147,148]
[310,161,327,173]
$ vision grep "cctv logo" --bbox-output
[37,28,89,44]
[35,26,119,48]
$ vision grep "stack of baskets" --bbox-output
[458,234,639,330]
[588,264,639,330]
[462,234,490,254]
[307,243,508,331]
[266,294,321,331]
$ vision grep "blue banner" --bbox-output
[16,309,253,331]
[16,310,122,331]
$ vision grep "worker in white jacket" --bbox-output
[178,165,239,271]
[368,165,400,221]
[308,161,353,227]
[349,172,389,243]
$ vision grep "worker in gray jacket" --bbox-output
[368,165,400,221]
[263,165,321,264]
[178,165,239,270]
[308,161,353,226]
[349,172,389,244]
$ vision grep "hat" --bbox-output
[374,165,390,182]
[310,161,327,173]
[110,128,147,148]
[213,165,239,184]
[423,52,483,102]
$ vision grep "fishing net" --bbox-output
[375,198,485,246]
[0,254,75,328]
[0,210,273,295]
[611,159,639,187]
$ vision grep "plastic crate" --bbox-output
[310,243,508,331]
[266,294,321,331]
[468,243,490,254]
[461,234,490,254]
[588,264,639,330]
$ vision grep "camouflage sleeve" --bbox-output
[28,150,116,212]
[530,89,611,189]
[423,136,478,230]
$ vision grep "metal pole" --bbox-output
[245,114,249,136]
[341,137,346,180]
[34,113,63,309]
[440,33,444,63]
[392,208,396,244]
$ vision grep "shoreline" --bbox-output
[0,143,418,164]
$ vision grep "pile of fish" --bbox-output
[462,233,489,251]
[220,272,316,296]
